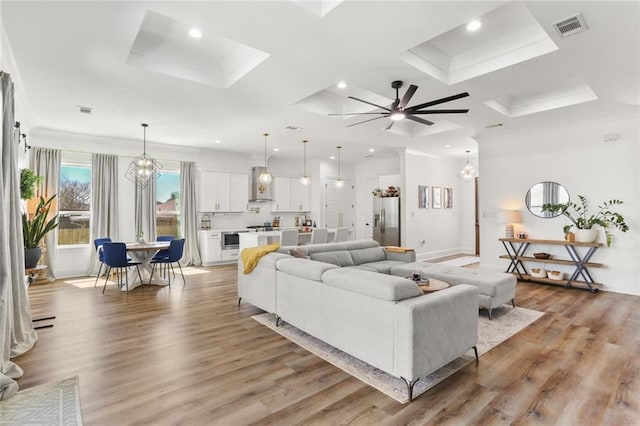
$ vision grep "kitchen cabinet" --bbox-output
[198,230,222,265]
[272,177,310,212]
[200,171,248,212]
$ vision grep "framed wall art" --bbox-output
[443,187,453,209]
[432,186,442,209]
[418,185,429,208]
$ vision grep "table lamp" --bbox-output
[500,210,522,238]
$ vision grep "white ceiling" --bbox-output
[1,1,638,162]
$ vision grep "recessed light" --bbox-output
[445,144,451,148]
[215,139,221,144]
[189,28,203,39]
[337,81,347,89]
[368,148,375,153]
[466,20,482,32]
[330,156,335,160]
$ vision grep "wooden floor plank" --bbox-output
[11,264,640,424]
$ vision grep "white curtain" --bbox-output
[0,71,37,400]
[180,161,201,265]
[29,147,60,278]
[89,153,119,275]
[134,177,157,242]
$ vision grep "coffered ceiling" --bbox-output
[1,1,638,162]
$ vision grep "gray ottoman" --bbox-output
[391,262,516,319]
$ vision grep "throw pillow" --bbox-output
[289,247,309,259]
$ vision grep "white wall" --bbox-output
[477,109,640,295]
[401,150,475,259]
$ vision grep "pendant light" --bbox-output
[125,123,163,188]
[259,132,272,184]
[458,149,478,182]
[300,140,310,186]
[335,145,344,188]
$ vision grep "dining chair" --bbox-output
[153,235,175,277]
[93,237,112,287]
[149,238,186,287]
[102,242,142,294]
[310,228,328,244]
[334,227,349,242]
[280,229,299,247]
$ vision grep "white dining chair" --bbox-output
[310,228,328,244]
[334,227,349,242]
[280,229,299,247]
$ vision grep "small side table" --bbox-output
[418,278,449,293]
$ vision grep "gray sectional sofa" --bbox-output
[238,245,478,401]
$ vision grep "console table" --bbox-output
[498,238,603,293]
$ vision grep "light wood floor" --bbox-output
[14,264,640,425]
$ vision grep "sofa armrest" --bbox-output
[384,249,416,263]
[393,284,478,380]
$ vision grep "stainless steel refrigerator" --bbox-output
[373,197,400,246]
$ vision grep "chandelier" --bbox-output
[457,150,478,182]
[125,123,162,188]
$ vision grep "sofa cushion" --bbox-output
[322,268,422,301]
[276,258,339,281]
[343,240,380,250]
[309,250,355,267]
[349,246,387,265]
[359,260,409,274]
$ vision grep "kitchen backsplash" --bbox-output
[197,210,307,230]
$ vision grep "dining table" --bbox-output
[122,241,171,291]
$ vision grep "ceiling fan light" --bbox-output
[390,111,406,121]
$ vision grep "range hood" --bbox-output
[249,166,272,202]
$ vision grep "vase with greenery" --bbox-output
[22,195,59,268]
[20,168,44,200]
[541,195,628,247]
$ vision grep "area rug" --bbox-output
[436,256,480,268]
[0,376,83,425]
[253,306,543,403]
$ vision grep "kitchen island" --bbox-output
[239,229,340,251]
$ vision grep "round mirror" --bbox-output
[525,181,570,218]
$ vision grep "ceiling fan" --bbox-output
[329,80,469,130]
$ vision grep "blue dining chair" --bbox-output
[152,235,174,277]
[149,238,186,287]
[102,242,143,294]
[93,237,112,287]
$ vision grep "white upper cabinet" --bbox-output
[200,171,248,212]
[272,177,310,212]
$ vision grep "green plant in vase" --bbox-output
[542,195,628,247]
[22,195,59,268]
[20,168,44,200]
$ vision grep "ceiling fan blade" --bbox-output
[398,84,418,109]
[406,92,469,112]
[406,116,434,126]
[385,120,395,131]
[411,109,469,114]
[328,112,387,116]
[348,96,392,112]
[346,115,388,127]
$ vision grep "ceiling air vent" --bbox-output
[553,13,588,38]
[78,106,92,114]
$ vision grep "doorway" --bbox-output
[475,177,480,255]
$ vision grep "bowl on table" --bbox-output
[533,252,552,259]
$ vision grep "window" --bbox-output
[58,164,91,246]
[156,171,180,237]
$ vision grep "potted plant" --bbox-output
[542,195,628,247]
[20,168,43,200]
[22,195,58,269]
